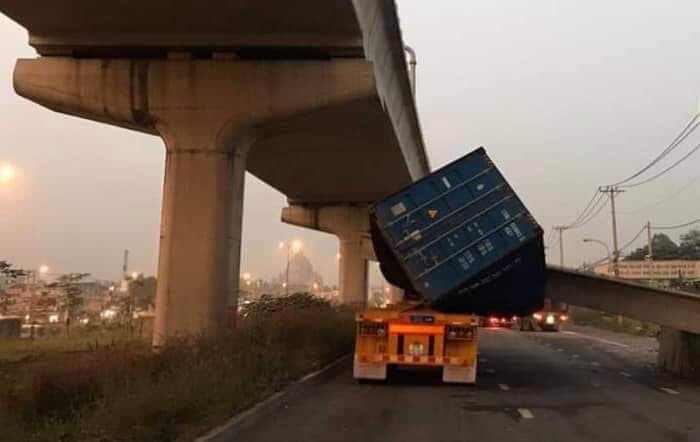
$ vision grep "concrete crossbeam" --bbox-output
[546,266,700,334]
[282,205,373,308]
[547,266,700,378]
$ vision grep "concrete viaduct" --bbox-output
[0,0,429,347]
[0,1,697,376]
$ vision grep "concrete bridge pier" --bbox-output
[658,327,700,378]
[282,205,372,308]
[14,57,376,347]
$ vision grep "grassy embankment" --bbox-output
[0,294,354,441]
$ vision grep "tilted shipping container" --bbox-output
[370,147,545,316]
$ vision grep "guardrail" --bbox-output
[546,266,700,334]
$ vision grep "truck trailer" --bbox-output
[354,147,545,383]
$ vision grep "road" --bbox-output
[216,325,700,442]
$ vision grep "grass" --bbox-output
[0,294,354,441]
[0,328,140,363]
[570,306,660,337]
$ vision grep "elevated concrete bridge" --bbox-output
[0,0,429,346]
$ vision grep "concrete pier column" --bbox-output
[339,233,369,308]
[658,327,700,378]
[282,204,371,308]
[153,128,251,346]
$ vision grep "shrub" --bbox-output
[0,294,354,441]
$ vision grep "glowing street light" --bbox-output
[131,271,140,280]
[38,265,50,274]
[0,163,16,183]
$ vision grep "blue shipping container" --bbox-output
[370,147,545,315]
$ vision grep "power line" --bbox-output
[610,113,700,187]
[624,171,700,214]
[569,193,610,228]
[620,142,700,188]
[618,224,647,253]
[562,190,602,228]
[652,217,700,231]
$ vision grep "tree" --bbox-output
[626,233,679,260]
[131,276,157,310]
[0,261,26,315]
[678,229,700,260]
[49,273,89,333]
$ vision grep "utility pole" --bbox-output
[646,221,653,261]
[553,226,567,267]
[599,186,624,277]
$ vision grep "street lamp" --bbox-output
[0,163,16,184]
[279,240,302,295]
[583,238,612,274]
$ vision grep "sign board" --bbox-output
[593,260,700,281]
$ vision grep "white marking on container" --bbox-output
[660,387,680,395]
[619,371,631,377]
[498,383,510,391]
[517,408,534,419]
[391,202,407,216]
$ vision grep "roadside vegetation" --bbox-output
[571,306,659,337]
[0,293,354,442]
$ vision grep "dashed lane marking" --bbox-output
[486,368,496,374]
[591,362,601,367]
[619,371,631,377]
[561,330,629,348]
[556,348,564,352]
[498,383,510,391]
[517,408,535,419]
[660,387,680,395]
[571,354,580,359]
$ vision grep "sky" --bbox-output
[0,0,699,282]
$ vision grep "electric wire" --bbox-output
[561,190,602,229]
[624,171,700,214]
[610,113,700,187]
[652,217,700,231]
[620,142,700,188]
[568,194,610,229]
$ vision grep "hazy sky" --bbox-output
[1,1,699,282]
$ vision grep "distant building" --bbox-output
[274,251,324,293]
[593,260,700,282]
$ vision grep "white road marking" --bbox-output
[571,354,580,359]
[498,383,510,391]
[480,357,489,363]
[660,387,680,395]
[591,362,601,367]
[556,348,564,352]
[517,408,535,419]
[486,368,496,374]
[562,330,629,348]
[619,371,631,377]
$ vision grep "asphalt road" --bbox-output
[219,325,700,442]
